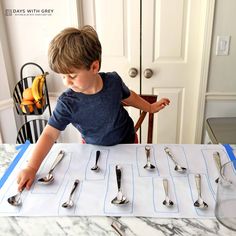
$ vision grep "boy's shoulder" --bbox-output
[100,71,122,82]
[57,89,76,103]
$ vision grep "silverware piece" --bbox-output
[162,178,174,207]
[194,174,208,209]
[111,165,129,205]
[38,150,65,184]
[164,147,187,173]
[7,190,23,206]
[213,152,232,185]
[111,221,125,236]
[62,179,80,208]
[91,150,101,172]
[213,152,222,183]
[143,145,156,170]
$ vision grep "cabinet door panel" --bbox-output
[82,0,140,92]
[142,0,207,143]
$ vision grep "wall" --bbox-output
[1,0,236,144]
[203,0,236,142]
[0,0,82,143]
[0,2,17,143]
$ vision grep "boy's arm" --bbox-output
[17,124,60,191]
[122,90,170,113]
[27,124,60,171]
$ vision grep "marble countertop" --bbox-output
[0,144,235,236]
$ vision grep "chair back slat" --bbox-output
[123,94,157,143]
[16,119,48,144]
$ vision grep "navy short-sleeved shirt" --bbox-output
[48,72,135,146]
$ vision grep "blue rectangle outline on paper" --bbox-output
[0,140,30,189]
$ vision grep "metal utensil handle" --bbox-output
[213,152,222,172]
[162,178,169,197]
[194,174,202,196]
[69,179,79,199]
[164,147,178,166]
[111,221,125,236]
[145,148,151,163]
[145,148,150,158]
[95,150,100,165]
[49,150,65,174]
[116,165,122,191]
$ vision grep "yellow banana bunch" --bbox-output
[32,72,48,102]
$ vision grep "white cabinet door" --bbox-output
[82,0,208,144]
[142,0,208,143]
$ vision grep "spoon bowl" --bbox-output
[163,198,174,207]
[144,163,156,170]
[7,192,22,206]
[62,199,74,208]
[91,165,100,172]
[174,165,187,173]
[111,195,129,205]
[37,174,54,184]
[37,150,65,184]
[194,199,208,209]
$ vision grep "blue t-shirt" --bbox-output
[48,72,135,145]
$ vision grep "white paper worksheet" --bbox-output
[0,144,232,217]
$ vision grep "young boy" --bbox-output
[17,25,170,191]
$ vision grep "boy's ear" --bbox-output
[91,60,100,73]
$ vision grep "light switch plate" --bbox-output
[216,36,231,56]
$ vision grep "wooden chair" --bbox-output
[16,119,48,144]
[123,95,157,143]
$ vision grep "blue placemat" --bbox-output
[0,140,30,189]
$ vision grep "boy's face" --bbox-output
[61,61,100,94]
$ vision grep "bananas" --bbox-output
[32,72,48,102]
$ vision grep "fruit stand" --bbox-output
[12,62,52,143]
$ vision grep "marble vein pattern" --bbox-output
[0,144,18,174]
[0,216,236,236]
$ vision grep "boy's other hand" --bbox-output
[151,98,170,113]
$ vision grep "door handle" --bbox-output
[143,68,153,79]
[128,68,138,78]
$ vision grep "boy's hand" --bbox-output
[151,98,170,113]
[17,166,37,192]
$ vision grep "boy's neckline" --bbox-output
[70,73,104,96]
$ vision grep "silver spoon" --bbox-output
[62,179,80,208]
[143,145,156,170]
[91,150,101,172]
[162,178,174,207]
[194,174,208,209]
[213,152,222,183]
[111,165,129,205]
[164,147,187,173]
[213,152,232,184]
[7,190,23,206]
[38,150,65,184]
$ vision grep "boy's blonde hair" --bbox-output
[48,25,102,74]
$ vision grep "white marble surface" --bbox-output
[0,144,235,236]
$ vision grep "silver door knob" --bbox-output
[128,68,138,78]
[143,68,153,79]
